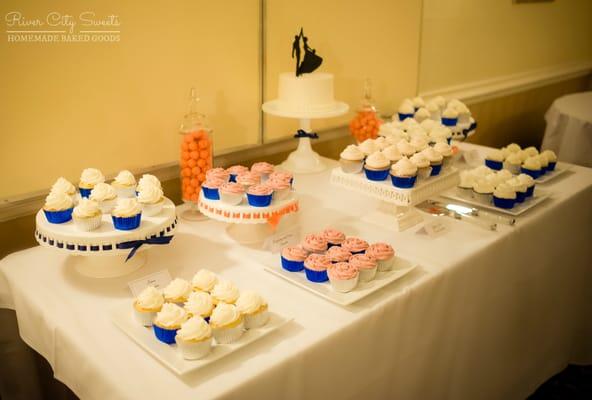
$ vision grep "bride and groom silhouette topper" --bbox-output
[292,28,323,77]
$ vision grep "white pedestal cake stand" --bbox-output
[35,198,178,278]
[198,194,299,245]
[330,167,460,231]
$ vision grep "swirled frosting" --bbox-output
[192,269,218,292]
[433,142,452,157]
[202,177,225,189]
[412,96,425,109]
[113,170,136,187]
[236,171,261,186]
[219,182,245,195]
[396,140,416,157]
[494,183,516,199]
[366,243,394,260]
[209,303,241,328]
[391,157,418,177]
[517,173,535,187]
[422,147,444,163]
[473,165,495,177]
[506,143,521,153]
[206,168,230,182]
[496,169,513,182]
[301,234,328,253]
[420,118,437,132]
[340,145,365,161]
[523,156,541,170]
[164,278,192,301]
[79,168,105,187]
[410,136,429,151]
[505,152,522,165]
[268,179,290,190]
[281,246,309,261]
[414,107,430,122]
[442,107,458,119]
[304,253,331,271]
[184,291,214,317]
[90,183,117,201]
[459,170,476,189]
[112,198,142,217]
[328,262,358,280]
[251,162,275,175]
[523,146,539,157]
[236,291,267,315]
[537,154,549,168]
[341,237,369,253]
[365,151,390,169]
[326,246,352,262]
[322,228,345,245]
[226,165,249,175]
[176,316,211,341]
[50,177,76,195]
[473,180,495,194]
[382,145,402,162]
[73,198,101,218]
[506,177,527,193]
[135,286,164,310]
[349,254,377,270]
[268,171,293,183]
[211,280,240,304]
[487,149,505,162]
[247,184,273,196]
[410,152,430,168]
[358,139,380,156]
[541,149,557,162]
[138,174,162,190]
[137,184,163,204]
[398,102,414,114]
[44,192,73,211]
[402,117,419,131]
[154,303,187,329]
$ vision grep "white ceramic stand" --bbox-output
[74,252,147,278]
[180,200,208,222]
[281,119,326,174]
[226,223,274,245]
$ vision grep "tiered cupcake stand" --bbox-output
[35,198,177,278]
[198,194,299,245]
[330,167,460,231]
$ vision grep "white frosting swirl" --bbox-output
[154,303,187,328]
[412,96,425,109]
[163,278,192,301]
[459,171,476,189]
[211,280,240,303]
[422,147,444,163]
[494,183,516,199]
[541,149,557,162]
[410,136,428,151]
[496,169,513,182]
[391,157,418,177]
[523,146,539,157]
[184,291,214,317]
[358,139,380,156]
[432,96,446,110]
[507,177,527,193]
[73,199,101,218]
[192,269,219,292]
[396,140,416,156]
[90,183,117,201]
[430,126,452,141]
[235,291,267,315]
[398,102,414,114]
[505,152,522,165]
[487,149,505,162]
[402,118,419,131]
[210,303,240,327]
[44,192,73,211]
[113,170,136,187]
[137,185,163,204]
[135,286,164,310]
[414,107,430,122]
[472,165,495,177]
[420,118,437,132]
[50,177,76,195]
[365,151,390,169]
[382,145,402,162]
[473,180,495,194]
[340,145,364,161]
[433,142,452,157]
[409,152,430,168]
[537,154,549,168]
[138,174,162,190]
[506,143,521,153]
[176,316,211,341]
[442,107,458,118]
[112,198,142,217]
[523,156,541,170]
[80,168,105,187]
[517,173,535,187]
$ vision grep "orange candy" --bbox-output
[190,151,199,160]
[189,142,198,151]
[197,159,206,168]
[187,159,197,168]
[191,166,201,175]
[349,110,381,143]
[182,167,191,177]
[180,129,213,203]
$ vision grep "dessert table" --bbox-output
[1,143,591,400]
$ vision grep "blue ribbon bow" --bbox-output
[294,129,319,139]
[118,235,174,261]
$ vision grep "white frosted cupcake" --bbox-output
[137,174,162,193]
[90,183,117,213]
[472,180,495,204]
[112,170,137,198]
[396,139,416,158]
[211,280,240,305]
[339,145,365,174]
[43,192,74,224]
[153,303,187,344]
[414,107,431,123]
[327,262,359,293]
[133,286,164,326]
[433,142,453,167]
[504,152,522,175]
[175,316,213,360]
[382,145,403,164]
[137,184,164,216]
[410,152,431,180]
[210,303,244,344]
[50,177,78,205]
[358,139,380,157]
[184,291,214,320]
[79,168,105,198]
[111,198,142,230]
[235,291,269,329]
[457,171,475,199]
[163,278,192,305]
[72,199,102,231]
[191,269,219,292]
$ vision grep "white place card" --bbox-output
[128,270,172,297]
[263,225,301,254]
[418,220,450,238]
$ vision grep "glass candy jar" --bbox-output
[349,79,382,143]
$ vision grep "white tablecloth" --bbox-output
[1,143,591,400]
[542,91,592,167]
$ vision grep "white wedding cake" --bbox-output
[276,72,336,112]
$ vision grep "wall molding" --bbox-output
[419,61,592,105]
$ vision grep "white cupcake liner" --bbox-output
[98,198,117,213]
[329,274,359,293]
[133,307,157,327]
[456,186,474,200]
[416,166,432,181]
[376,258,395,272]
[340,158,364,174]
[243,310,269,329]
[73,214,102,232]
[272,188,291,201]
[473,192,493,205]
[213,319,244,344]
[220,191,244,205]
[358,266,377,282]
[141,200,164,216]
[175,336,212,360]
[504,162,521,175]
[114,185,137,198]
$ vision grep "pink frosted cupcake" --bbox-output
[349,254,377,282]
[219,182,245,205]
[201,177,225,201]
[251,162,275,181]
[366,243,395,271]
[246,184,273,207]
[268,171,294,188]
[267,178,291,201]
[236,171,261,189]
[281,245,309,272]
[303,253,331,282]
[322,228,346,247]
[301,233,328,254]
[206,167,230,183]
[226,165,249,182]
[326,246,352,263]
[328,262,359,293]
[341,237,369,255]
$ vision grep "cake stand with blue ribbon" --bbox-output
[34,198,178,278]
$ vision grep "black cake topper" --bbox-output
[292,28,323,77]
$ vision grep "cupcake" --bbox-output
[246,184,273,207]
[366,243,395,271]
[397,102,415,121]
[137,184,164,216]
[111,198,142,230]
[537,154,549,175]
[414,107,431,123]
[349,254,377,282]
[226,165,249,182]
[441,107,458,128]
[163,278,192,304]
[153,303,187,344]
[358,139,380,157]
[184,291,214,320]
[426,101,441,121]
[422,147,444,176]
[236,291,269,329]
[43,192,74,224]
[326,246,352,263]
[191,269,219,292]
[521,156,542,179]
[503,152,522,175]
[301,233,328,254]
[382,145,403,164]
[175,316,212,360]
[79,168,105,198]
[457,171,475,199]
[339,145,365,174]
[209,303,244,344]
[523,146,539,158]
[374,136,389,150]
[472,180,495,205]
[133,286,164,326]
[430,126,452,145]
[89,183,117,213]
[327,262,359,293]
[505,143,522,154]
[518,173,536,198]
[137,174,162,192]
[268,171,294,187]
[390,157,418,188]
[251,162,275,182]
[236,171,261,189]
[50,177,77,204]
[201,177,224,201]
[506,177,527,203]
[433,142,453,167]
[496,169,513,183]
[303,253,331,282]
[268,178,291,201]
[111,170,137,198]
[341,237,369,255]
[396,140,416,158]
[432,95,446,111]
[412,96,425,111]
[493,183,516,209]
[218,182,245,205]
[281,246,308,272]
[364,151,391,181]
[72,199,102,231]
[322,228,346,247]
[541,150,557,171]
[205,167,230,183]
[485,149,505,171]
[410,152,432,180]
[211,280,240,305]
[410,136,429,152]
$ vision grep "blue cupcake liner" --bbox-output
[364,167,390,181]
[398,113,414,121]
[390,174,417,188]
[520,167,541,179]
[515,191,526,203]
[229,174,238,182]
[79,187,92,198]
[112,213,142,230]
[485,159,503,171]
[547,161,557,171]
[153,324,178,344]
[327,242,341,248]
[350,249,366,255]
[493,196,515,209]
[447,137,452,145]
[430,163,443,176]
[441,117,458,127]
[246,193,272,207]
[44,208,74,224]
[281,256,305,272]
[526,185,535,198]
[202,186,220,200]
[304,267,328,283]
[470,121,477,131]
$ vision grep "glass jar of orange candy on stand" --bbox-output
[349,79,382,143]
[179,88,213,220]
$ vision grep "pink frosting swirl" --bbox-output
[366,243,395,260]
[268,179,291,190]
[247,184,273,196]
[304,253,331,271]
[281,246,308,261]
[322,228,345,244]
[301,233,328,253]
[269,171,293,182]
[206,168,229,182]
[328,262,358,280]
[349,254,377,270]
[219,182,245,195]
[326,246,352,262]
[236,171,261,186]
[251,162,275,175]
[341,237,369,253]
[202,177,225,189]
[226,165,249,175]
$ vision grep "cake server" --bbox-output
[416,201,497,231]
[426,199,516,226]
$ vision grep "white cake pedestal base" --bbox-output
[361,203,423,232]
[180,201,208,222]
[281,119,326,174]
[74,251,147,278]
[226,223,274,245]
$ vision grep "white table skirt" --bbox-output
[542,91,592,167]
[1,143,591,400]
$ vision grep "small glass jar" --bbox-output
[349,79,382,143]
